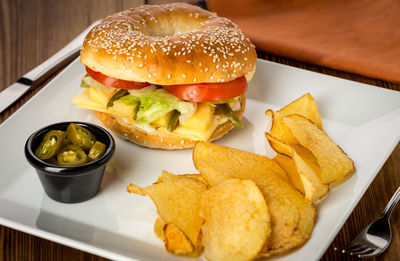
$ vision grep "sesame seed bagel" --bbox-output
[80,3,257,85]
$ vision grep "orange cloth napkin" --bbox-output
[207,0,400,83]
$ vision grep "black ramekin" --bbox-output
[25,122,115,203]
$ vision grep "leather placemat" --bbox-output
[207,0,400,83]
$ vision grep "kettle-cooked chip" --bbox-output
[266,109,299,144]
[266,93,323,145]
[273,153,305,193]
[193,141,315,256]
[164,223,194,255]
[284,114,354,184]
[193,141,288,187]
[127,174,208,255]
[156,170,208,186]
[154,217,166,242]
[266,133,329,202]
[279,93,323,128]
[199,178,270,261]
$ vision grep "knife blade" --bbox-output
[0,20,100,114]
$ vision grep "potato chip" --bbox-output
[154,217,166,242]
[156,170,208,186]
[266,133,329,201]
[193,141,315,256]
[265,130,294,157]
[266,93,323,144]
[284,114,354,183]
[280,93,323,128]
[164,223,194,255]
[199,178,270,261]
[275,153,329,202]
[292,144,319,167]
[266,109,299,144]
[127,175,208,254]
[193,141,288,187]
[273,153,305,193]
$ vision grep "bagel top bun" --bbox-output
[80,3,257,85]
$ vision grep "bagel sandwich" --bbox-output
[72,3,256,149]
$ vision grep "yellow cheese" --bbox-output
[72,84,230,142]
[158,115,228,141]
[71,89,109,113]
[179,103,215,131]
[152,111,174,127]
[112,99,138,119]
[89,86,114,108]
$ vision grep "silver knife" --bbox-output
[0,20,100,114]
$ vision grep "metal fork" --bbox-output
[335,186,400,258]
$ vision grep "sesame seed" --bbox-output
[86,3,255,83]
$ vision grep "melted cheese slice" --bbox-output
[71,89,109,113]
[158,114,228,141]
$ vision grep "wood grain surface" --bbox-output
[0,0,399,260]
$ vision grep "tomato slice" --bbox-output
[163,76,247,102]
[86,67,150,89]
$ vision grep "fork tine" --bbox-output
[348,245,370,255]
[357,248,382,258]
[349,246,373,256]
[340,243,362,253]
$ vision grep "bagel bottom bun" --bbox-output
[92,96,246,150]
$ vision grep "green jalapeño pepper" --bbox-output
[167,110,180,132]
[67,123,96,151]
[45,157,59,165]
[57,144,88,166]
[107,89,129,108]
[35,130,66,160]
[88,141,106,161]
[220,103,243,127]
[63,133,72,146]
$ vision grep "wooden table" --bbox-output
[1,0,399,260]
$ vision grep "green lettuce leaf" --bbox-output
[210,98,238,104]
[136,89,194,124]
[121,95,140,105]
[127,85,157,96]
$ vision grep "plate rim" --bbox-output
[1,57,399,261]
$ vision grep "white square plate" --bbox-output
[1,58,399,261]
